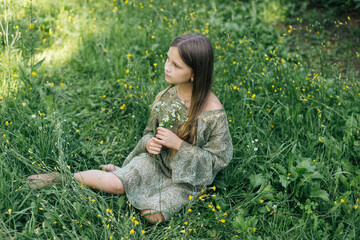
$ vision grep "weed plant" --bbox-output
[1,0,359,239]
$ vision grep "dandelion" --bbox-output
[334,201,337,205]
[260,200,264,203]
[252,94,256,99]
[253,228,256,232]
[354,205,358,210]
[134,220,139,225]
[219,219,226,223]
[32,72,37,76]
[341,199,345,203]
[189,195,193,200]
[130,229,135,234]
[188,208,192,212]
[125,70,129,74]
[13,73,18,77]
[141,230,146,235]
[212,186,216,191]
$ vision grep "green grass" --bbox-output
[1,0,360,239]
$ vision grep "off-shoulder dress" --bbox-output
[113,86,233,221]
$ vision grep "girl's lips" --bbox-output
[165,73,171,79]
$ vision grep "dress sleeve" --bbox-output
[121,92,162,167]
[169,112,233,187]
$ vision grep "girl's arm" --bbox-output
[121,90,166,166]
[169,113,233,187]
[153,127,183,151]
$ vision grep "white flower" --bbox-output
[31,114,36,119]
[254,147,258,151]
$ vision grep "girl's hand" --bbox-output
[146,137,163,155]
[99,164,120,172]
[155,127,183,151]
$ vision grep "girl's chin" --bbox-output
[165,77,173,84]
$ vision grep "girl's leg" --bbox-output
[141,209,165,224]
[74,170,124,194]
[27,172,62,189]
[27,169,124,195]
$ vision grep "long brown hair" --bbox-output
[171,33,214,145]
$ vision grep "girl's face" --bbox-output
[164,47,193,85]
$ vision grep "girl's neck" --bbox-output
[176,82,193,104]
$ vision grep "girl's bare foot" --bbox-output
[99,164,120,172]
[27,172,61,189]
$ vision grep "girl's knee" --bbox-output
[109,174,125,194]
[141,209,165,224]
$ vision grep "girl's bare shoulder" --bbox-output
[203,92,223,111]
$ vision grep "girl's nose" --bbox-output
[165,62,171,73]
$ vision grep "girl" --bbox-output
[27,33,233,223]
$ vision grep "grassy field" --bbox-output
[1,0,360,239]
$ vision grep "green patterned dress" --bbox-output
[113,86,233,221]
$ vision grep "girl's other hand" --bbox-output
[146,137,163,155]
[155,127,183,151]
[99,164,120,172]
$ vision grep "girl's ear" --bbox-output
[191,74,194,82]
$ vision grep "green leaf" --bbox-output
[288,153,294,172]
[249,174,264,189]
[33,57,46,70]
[310,185,329,201]
[279,175,289,188]
[344,114,358,139]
